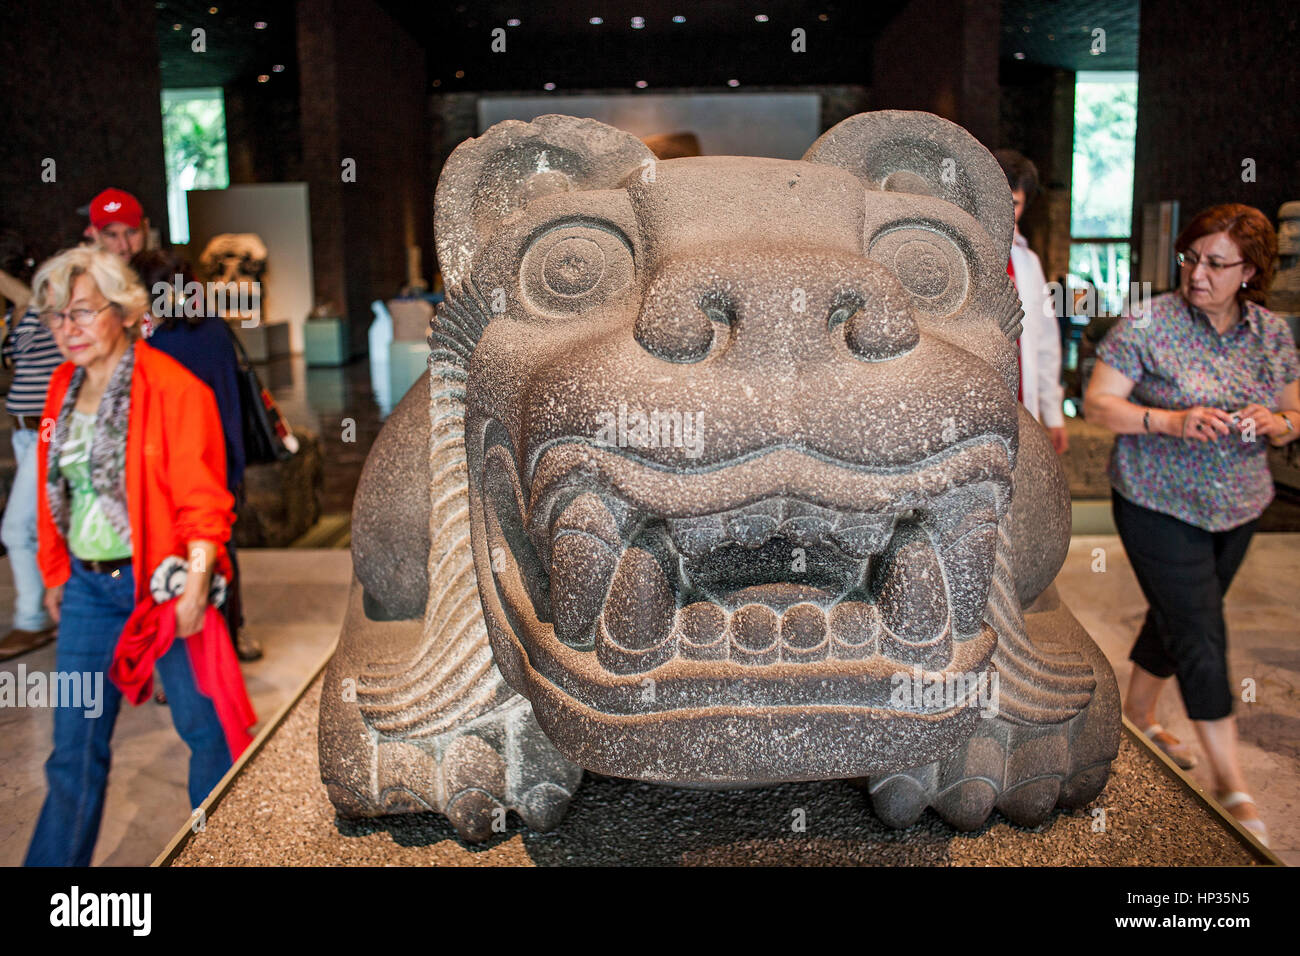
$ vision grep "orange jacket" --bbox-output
[37,339,235,605]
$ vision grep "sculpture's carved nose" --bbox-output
[633,248,920,365]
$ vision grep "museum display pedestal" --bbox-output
[161,669,1275,867]
[304,317,350,366]
[229,319,293,363]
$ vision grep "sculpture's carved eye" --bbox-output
[867,225,971,318]
[521,222,634,316]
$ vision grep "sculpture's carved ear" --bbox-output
[803,110,1014,263]
[435,114,655,288]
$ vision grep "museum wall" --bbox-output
[1133,0,1300,252]
[0,0,170,256]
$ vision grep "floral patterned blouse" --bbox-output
[1096,291,1300,531]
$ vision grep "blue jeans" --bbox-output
[2,427,53,631]
[24,561,232,866]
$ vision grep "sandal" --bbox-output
[1141,723,1198,770]
[1218,791,1270,848]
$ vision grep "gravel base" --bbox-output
[173,674,1260,866]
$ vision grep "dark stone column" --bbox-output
[872,0,1002,148]
[1133,0,1300,249]
[0,0,169,254]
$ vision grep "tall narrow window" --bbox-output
[1070,71,1138,315]
[161,88,229,245]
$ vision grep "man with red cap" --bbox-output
[86,188,148,261]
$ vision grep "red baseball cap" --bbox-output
[88,188,144,229]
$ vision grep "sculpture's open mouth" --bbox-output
[478,427,1012,700]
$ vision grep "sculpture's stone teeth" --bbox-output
[828,514,896,558]
[828,600,877,659]
[780,602,829,662]
[725,512,779,548]
[549,532,618,649]
[677,601,729,660]
[780,515,832,548]
[874,523,952,668]
[597,546,677,673]
[551,491,626,550]
[941,524,998,637]
[923,484,999,546]
[730,604,781,664]
[667,516,727,558]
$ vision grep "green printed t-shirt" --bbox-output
[60,410,132,561]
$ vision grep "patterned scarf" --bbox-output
[45,344,135,548]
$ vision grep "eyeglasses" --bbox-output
[38,303,113,330]
[1177,250,1245,272]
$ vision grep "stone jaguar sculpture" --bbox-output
[320,110,1120,842]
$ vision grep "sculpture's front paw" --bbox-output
[867,593,1121,832]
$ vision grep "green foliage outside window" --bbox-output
[161,89,229,245]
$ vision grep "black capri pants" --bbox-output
[1111,492,1257,721]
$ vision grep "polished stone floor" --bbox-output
[1,536,1295,866]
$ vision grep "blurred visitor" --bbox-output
[86,188,148,261]
[23,246,247,866]
[1084,203,1300,848]
[0,235,62,660]
[131,249,257,660]
[995,149,1068,454]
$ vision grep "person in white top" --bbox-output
[995,150,1068,454]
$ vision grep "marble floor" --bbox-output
[0,535,1295,867]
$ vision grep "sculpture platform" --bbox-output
[163,669,1272,867]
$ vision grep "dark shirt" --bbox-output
[146,315,246,490]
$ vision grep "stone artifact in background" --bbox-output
[321,111,1120,841]
[198,232,267,326]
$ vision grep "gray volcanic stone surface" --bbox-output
[181,674,1258,867]
[349,372,432,619]
[323,109,1122,842]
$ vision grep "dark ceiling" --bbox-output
[1001,0,1139,71]
[155,0,1139,92]
[156,0,298,88]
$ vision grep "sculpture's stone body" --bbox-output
[320,111,1120,840]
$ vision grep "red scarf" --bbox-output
[110,598,256,762]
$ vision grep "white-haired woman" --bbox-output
[23,247,250,867]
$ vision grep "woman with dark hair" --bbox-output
[130,249,257,661]
[1084,204,1300,847]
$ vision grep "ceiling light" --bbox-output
[589,16,603,25]
[208,6,218,13]
[635,79,648,88]
[272,64,285,72]
[755,14,769,22]
[454,69,465,78]
[254,20,267,29]
[727,79,740,87]
[1014,51,1026,59]
[544,82,556,90]
[819,13,828,21]
[631,16,645,29]
[672,15,685,23]
[172,22,181,30]
[506,18,520,27]
[257,74,270,83]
